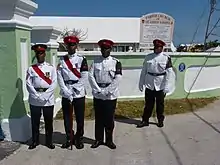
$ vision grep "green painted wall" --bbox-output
[49,48,60,97]
[0,28,16,119]
[15,29,32,118]
[0,28,31,119]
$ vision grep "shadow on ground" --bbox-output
[114,115,158,126]
[22,132,96,149]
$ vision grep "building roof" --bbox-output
[30,16,140,43]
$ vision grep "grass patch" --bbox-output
[55,97,218,120]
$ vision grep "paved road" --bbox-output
[1,100,220,165]
[0,141,20,161]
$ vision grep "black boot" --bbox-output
[61,140,71,148]
[157,116,164,128]
[46,143,55,149]
[105,130,116,149]
[136,120,149,128]
[61,139,75,148]
[45,135,55,149]
[157,121,164,127]
[28,141,39,150]
[61,133,75,148]
[91,140,104,148]
[75,137,84,149]
[28,136,39,150]
[106,141,116,149]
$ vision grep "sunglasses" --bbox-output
[67,43,77,46]
[101,47,111,50]
[35,51,45,55]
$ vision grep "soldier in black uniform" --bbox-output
[88,39,122,149]
[137,39,173,128]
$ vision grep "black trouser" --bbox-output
[142,88,165,122]
[30,105,54,144]
[93,98,117,142]
[62,97,85,140]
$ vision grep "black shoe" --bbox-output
[61,140,71,148]
[75,139,84,149]
[0,139,3,142]
[105,141,116,149]
[91,140,104,148]
[136,121,149,128]
[46,143,55,149]
[157,122,164,128]
[28,142,39,150]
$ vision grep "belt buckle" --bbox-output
[39,88,44,92]
[67,80,72,85]
[99,83,106,87]
[152,73,156,76]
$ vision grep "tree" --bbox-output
[58,27,88,51]
[205,40,220,50]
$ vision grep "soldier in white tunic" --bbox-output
[137,39,173,128]
[26,44,57,150]
[57,35,88,149]
[88,39,122,149]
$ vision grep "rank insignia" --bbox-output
[45,72,50,78]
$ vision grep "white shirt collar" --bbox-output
[37,61,46,66]
[101,55,111,60]
[68,52,77,57]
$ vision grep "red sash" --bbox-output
[63,55,81,78]
[32,65,52,85]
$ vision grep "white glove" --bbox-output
[139,85,143,92]
[163,88,169,94]
[101,89,109,96]
[96,92,104,98]
[66,89,73,97]
[41,92,49,101]
[36,96,46,103]
[32,93,45,103]
[68,95,73,102]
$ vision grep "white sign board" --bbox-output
[139,13,175,49]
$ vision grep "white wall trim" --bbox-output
[0,20,33,30]
[33,42,60,49]
[14,0,38,19]
[32,26,62,40]
[0,0,38,30]
[31,26,62,43]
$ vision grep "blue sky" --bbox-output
[33,0,220,45]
